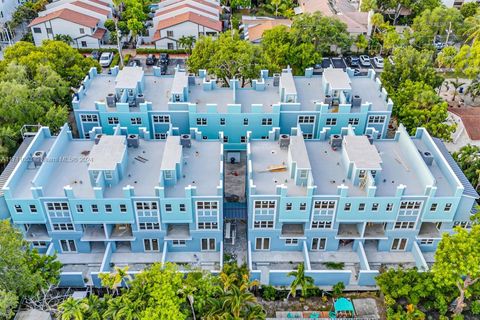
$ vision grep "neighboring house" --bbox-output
[295,0,373,36]
[446,107,480,152]
[442,0,479,8]
[28,0,111,48]
[149,0,222,49]
[0,0,26,44]
[241,16,292,43]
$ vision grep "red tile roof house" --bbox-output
[28,0,112,49]
[149,0,222,50]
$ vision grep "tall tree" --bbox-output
[452,144,480,191]
[178,35,196,54]
[464,13,480,43]
[432,225,480,315]
[287,263,314,298]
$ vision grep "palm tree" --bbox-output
[448,79,466,102]
[116,297,143,320]
[83,295,106,320]
[222,285,258,318]
[103,296,125,320]
[287,263,314,299]
[466,79,480,104]
[178,35,196,54]
[464,14,480,44]
[113,265,132,289]
[58,297,88,320]
[111,0,124,67]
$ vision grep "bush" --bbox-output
[324,262,345,270]
[261,285,276,301]
[305,287,321,298]
[124,54,132,65]
[471,300,480,315]
[111,53,119,67]
[332,282,345,297]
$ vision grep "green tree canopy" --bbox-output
[452,144,480,191]
[460,2,479,18]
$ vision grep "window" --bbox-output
[167,30,174,37]
[359,170,366,179]
[311,221,332,229]
[399,201,423,216]
[368,115,386,124]
[76,204,84,213]
[299,203,307,210]
[262,118,273,125]
[254,201,276,215]
[139,222,160,230]
[286,203,292,211]
[60,240,77,253]
[240,136,247,143]
[80,114,98,122]
[172,240,186,246]
[430,203,437,211]
[454,221,472,229]
[394,221,415,229]
[444,203,452,211]
[131,117,142,125]
[348,118,359,125]
[167,43,174,50]
[91,204,98,213]
[120,204,127,213]
[104,171,113,180]
[303,133,313,139]
[313,201,336,216]
[105,204,112,213]
[326,118,337,126]
[220,118,225,125]
[386,203,394,211]
[46,202,70,217]
[196,202,219,217]
[198,222,218,230]
[46,27,52,34]
[196,118,207,126]
[33,27,41,33]
[243,118,248,126]
[53,223,74,231]
[79,28,85,34]
[298,115,315,123]
[344,203,351,211]
[358,203,365,211]
[201,238,216,251]
[253,221,274,229]
[299,170,308,179]
[223,136,229,143]
[144,239,159,252]
[108,117,119,125]
[14,205,22,213]
[372,203,379,211]
[420,239,434,245]
[179,204,186,212]
[153,115,170,123]
[165,204,172,212]
[28,205,37,213]
[255,237,270,250]
[436,222,443,230]
[311,238,326,251]
[285,239,298,245]
[81,41,87,48]
[203,136,208,140]
[155,133,168,140]
[164,170,173,180]
[31,241,47,248]
[391,238,407,251]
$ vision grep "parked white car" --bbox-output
[99,52,114,67]
[359,55,371,67]
[373,56,384,68]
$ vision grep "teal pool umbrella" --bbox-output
[334,297,354,317]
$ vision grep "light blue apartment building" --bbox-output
[72,65,392,150]
[0,63,477,289]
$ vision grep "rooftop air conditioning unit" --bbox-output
[279,134,290,149]
[180,134,191,148]
[273,73,280,87]
[324,95,333,106]
[94,134,103,144]
[32,150,46,167]
[330,134,342,148]
[127,134,140,148]
[365,134,373,144]
[135,94,145,107]
[420,150,434,166]
[188,73,196,86]
[352,95,362,108]
[106,93,116,108]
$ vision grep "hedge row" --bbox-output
[77,48,187,54]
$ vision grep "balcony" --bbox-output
[25,224,50,241]
[337,223,361,238]
[165,224,191,240]
[81,224,107,241]
[417,222,441,239]
[280,223,305,238]
[363,223,387,239]
[165,251,221,271]
[110,224,134,240]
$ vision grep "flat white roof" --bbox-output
[161,136,182,171]
[115,67,144,89]
[171,70,188,94]
[324,68,352,90]
[343,135,382,170]
[88,135,126,171]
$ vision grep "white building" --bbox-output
[28,0,111,48]
[0,0,23,25]
[442,0,479,8]
[149,0,222,49]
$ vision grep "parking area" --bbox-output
[314,56,385,75]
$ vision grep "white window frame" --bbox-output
[143,238,160,252]
[60,239,77,253]
[391,238,408,251]
[201,238,216,251]
[311,237,327,251]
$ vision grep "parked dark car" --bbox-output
[91,50,101,60]
[159,53,169,65]
[160,64,167,75]
[347,56,360,67]
[127,59,141,67]
[146,54,157,65]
